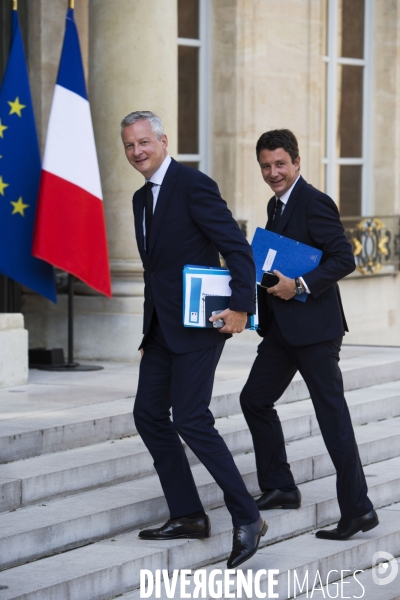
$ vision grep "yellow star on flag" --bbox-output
[8,97,26,117]
[0,119,8,138]
[11,197,29,216]
[0,175,10,195]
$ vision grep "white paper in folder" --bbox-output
[183,266,232,327]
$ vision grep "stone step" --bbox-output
[1,359,400,470]
[0,397,136,464]
[0,478,399,600]
[1,381,399,513]
[1,415,400,571]
[210,352,400,417]
[1,355,399,465]
[122,504,400,600]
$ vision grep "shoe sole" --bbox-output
[227,521,269,569]
[362,519,379,533]
[258,503,301,511]
[316,519,380,540]
[139,531,211,540]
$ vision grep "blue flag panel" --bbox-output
[0,10,56,302]
[56,9,88,100]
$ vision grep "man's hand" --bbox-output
[140,348,144,357]
[209,308,248,333]
[267,270,296,300]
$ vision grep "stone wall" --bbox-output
[341,273,400,346]
[0,314,28,388]
[211,0,325,235]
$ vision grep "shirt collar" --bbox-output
[276,174,300,205]
[146,155,172,186]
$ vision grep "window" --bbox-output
[177,0,210,173]
[323,0,374,216]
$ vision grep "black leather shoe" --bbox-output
[227,516,268,569]
[256,488,301,510]
[139,515,211,540]
[316,509,379,540]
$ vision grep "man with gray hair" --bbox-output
[121,110,267,568]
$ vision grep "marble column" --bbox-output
[84,0,178,360]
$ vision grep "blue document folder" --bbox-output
[251,228,322,303]
[183,265,258,328]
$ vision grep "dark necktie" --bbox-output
[271,198,283,232]
[145,181,154,250]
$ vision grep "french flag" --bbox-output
[33,7,111,297]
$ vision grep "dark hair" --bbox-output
[256,129,299,163]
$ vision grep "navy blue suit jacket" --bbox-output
[133,158,256,354]
[257,176,355,346]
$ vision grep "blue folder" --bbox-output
[251,228,322,303]
[183,265,258,328]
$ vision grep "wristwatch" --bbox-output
[294,277,305,295]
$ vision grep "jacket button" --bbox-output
[149,296,152,301]
[151,272,155,277]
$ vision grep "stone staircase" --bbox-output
[0,346,399,599]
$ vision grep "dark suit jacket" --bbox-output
[257,176,355,346]
[132,158,256,354]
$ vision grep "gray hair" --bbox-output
[120,111,164,140]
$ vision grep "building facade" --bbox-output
[1,0,400,361]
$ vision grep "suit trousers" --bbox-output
[240,317,373,519]
[134,315,259,527]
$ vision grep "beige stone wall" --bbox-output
[0,314,28,388]
[211,0,325,238]
[341,273,400,345]
[372,0,400,216]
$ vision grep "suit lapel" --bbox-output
[276,176,305,234]
[147,158,180,256]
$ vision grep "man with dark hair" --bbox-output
[255,129,300,164]
[121,110,267,568]
[240,129,378,540]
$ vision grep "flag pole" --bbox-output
[3,277,8,312]
[67,0,75,366]
[67,274,75,366]
[4,0,18,313]
[62,0,102,372]
[32,272,102,371]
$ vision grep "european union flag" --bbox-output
[0,9,56,302]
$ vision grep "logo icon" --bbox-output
[310,255,317,262]
[372,551,398,586]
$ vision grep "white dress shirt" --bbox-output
[275,175,310,294]
[142,155,172,248]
